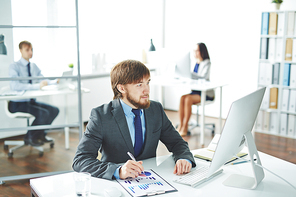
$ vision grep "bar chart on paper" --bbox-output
[117,169,177,197]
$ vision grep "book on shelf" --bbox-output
[287,12,295,36]
[258,63,272,85]
[261,12,269,35]
[256,111,263,130]
[269,87,278,109]
[283,63,291,86]
[289,90,296,113]
[265,63,273,85]
[258,63,266,85]
[272,63,280,85]
[275,38,283,62]
[290,64,296,88]
[270,112,278,134]
[260,38,269,59]
[277,12,284,36]
[269,12,278,35]
[285,39,293,61]
[261,87,270,110]
[280,113,288,136]
[281,89,290,112]
[263,111,270,131]
[268,38,276,61]
[194,134,248,163]
[288,115,296,137]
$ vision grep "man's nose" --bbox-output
[143,84,150,93]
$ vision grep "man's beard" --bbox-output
[126,92,150,109]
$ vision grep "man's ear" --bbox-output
[117,84,125,94]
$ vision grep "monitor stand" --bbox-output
[223,131,265,189]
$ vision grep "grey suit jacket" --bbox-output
[72,99,196,180]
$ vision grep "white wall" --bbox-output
[164,0,296,118]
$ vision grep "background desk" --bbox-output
[152,76,226,145]
[0,88,88,149]
[30,150,296,197]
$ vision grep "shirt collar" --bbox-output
[19,57,29,66]
[119,99,143,117]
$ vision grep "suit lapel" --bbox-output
[111,99,134,154]
[141,105,154,154]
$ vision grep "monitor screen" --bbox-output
[174,52,191,79]
[208,87,266,188]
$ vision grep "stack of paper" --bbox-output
[194,134,247,164]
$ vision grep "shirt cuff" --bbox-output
[179,159,192,165]
[31,83,41,90]
[113,166,121,179]
[47,79,58,85]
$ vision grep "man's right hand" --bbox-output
[119,160,144,179]
[40,80,48,89]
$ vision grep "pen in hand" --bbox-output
[127,151,144,174]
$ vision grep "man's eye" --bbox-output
[137,84,142,87]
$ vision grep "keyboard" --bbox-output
[173,166,223,187]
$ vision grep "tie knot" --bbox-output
[27,62,30,67]
[132,109,141,117]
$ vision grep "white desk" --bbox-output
[152,76,226,145]
[30,150,296,197]
[0,88,88,149]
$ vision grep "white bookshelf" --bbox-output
[256,10,296,139]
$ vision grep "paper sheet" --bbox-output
[116,169,177,197]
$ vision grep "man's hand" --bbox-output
[119,160,144,179]
[173,159,192,175]
[40,80,48,89]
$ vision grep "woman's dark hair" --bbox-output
[197,42,210,60]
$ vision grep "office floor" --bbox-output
[0,110,296,196]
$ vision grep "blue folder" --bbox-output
[261,12,269,35]
[283,63,291,86]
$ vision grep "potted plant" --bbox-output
[272,0,283,10]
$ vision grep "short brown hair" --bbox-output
[110,60,150,99]
[19,41,32,49]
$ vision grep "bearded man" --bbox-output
[72,60,196,180]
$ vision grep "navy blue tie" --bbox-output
[27,62,32,84]
[132,109,143,157]
[27,62,35,102]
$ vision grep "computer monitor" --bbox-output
[208,87,266,189]
[174,52,191,79]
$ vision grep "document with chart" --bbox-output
[116,169,177,197]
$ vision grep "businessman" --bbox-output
[73,60,196,180]
[9,41,59,146]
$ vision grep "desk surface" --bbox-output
[30,150,296,197]
[0,88,88,101]
[151,76,227,91]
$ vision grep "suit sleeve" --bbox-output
[157,103,196,167]
[72,108,120,180]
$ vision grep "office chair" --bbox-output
[189,100,215,135]
[3,99,54,158]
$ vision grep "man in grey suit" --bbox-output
[73,60,196,180]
